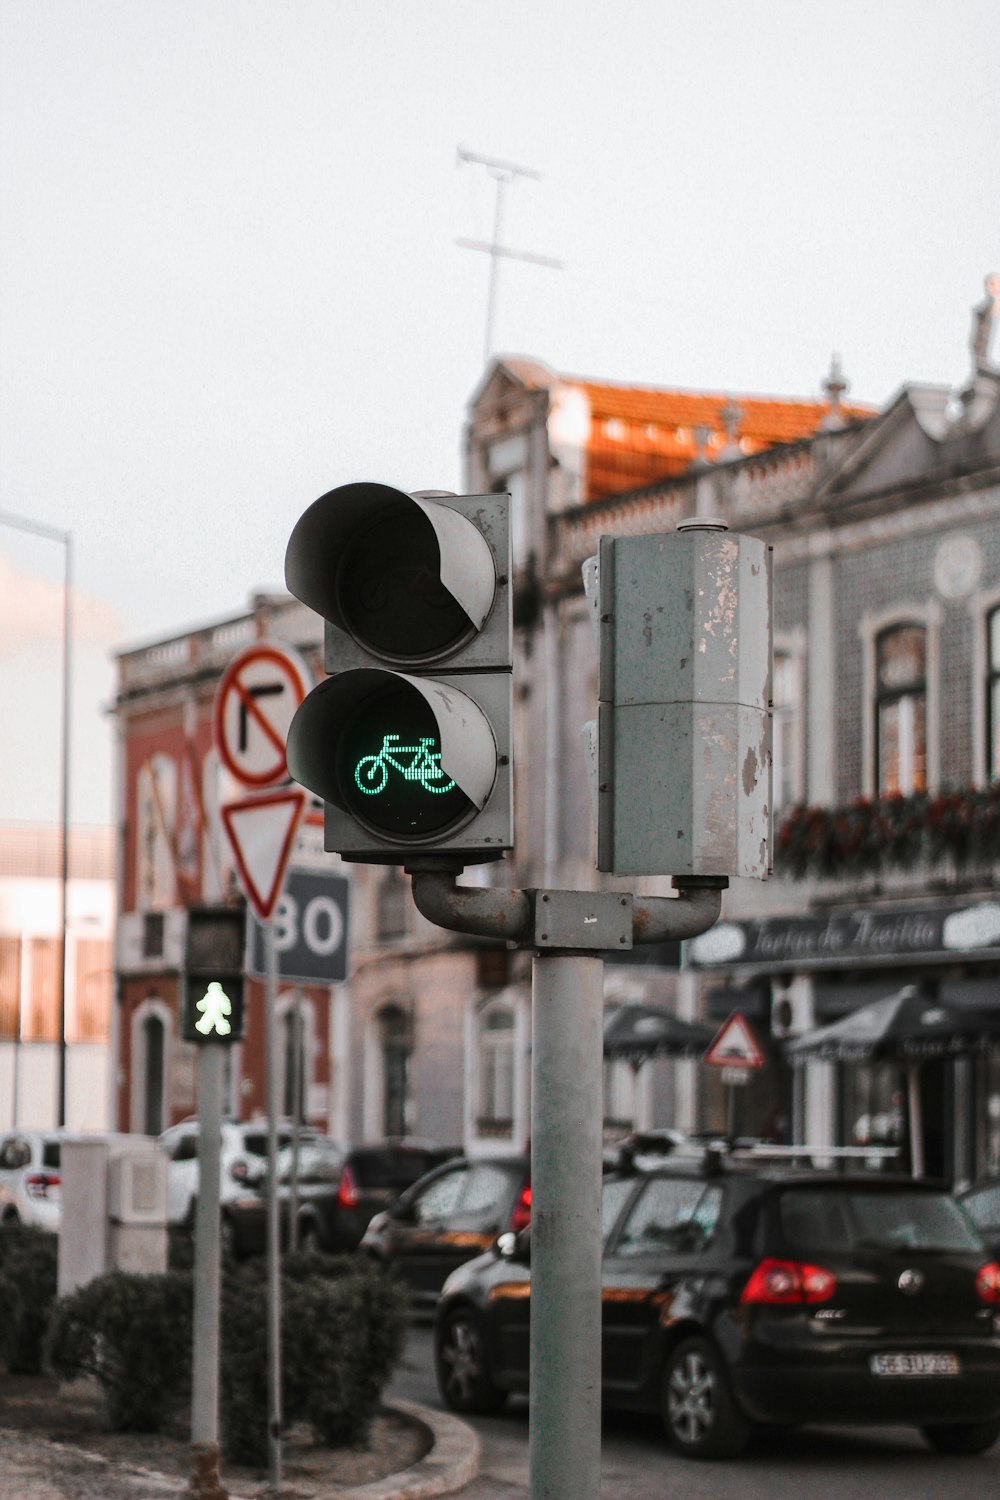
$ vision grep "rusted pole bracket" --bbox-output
[406,863,726,951]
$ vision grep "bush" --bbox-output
[48,1270,193,1431]
[0,1225,58,1373]
[167,1226,196,1272]
[45,1251,407,1461]
[220,1257,407,1464]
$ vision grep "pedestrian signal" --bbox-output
[182,905,246,1044]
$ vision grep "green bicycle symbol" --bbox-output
[354,735,457,796]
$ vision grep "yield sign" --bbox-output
[703,1011,767,1071]
[214,643,312,790]
[220,788,306,922]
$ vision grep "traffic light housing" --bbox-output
[284,483,513,864]
[181,904,247,1044]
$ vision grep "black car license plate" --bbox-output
[870,1352,961,1377]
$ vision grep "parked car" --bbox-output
[957,1178,1000,1258]
[224,1137,459,1258]
[361,1153,531,1309]
[0,1130,64,1233]
[0,1178,21,1227]
[158,1117,320,1227]
[433,1152,1000,1458]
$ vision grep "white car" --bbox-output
[0,1130,64,1233]
[159,1118,319,1227]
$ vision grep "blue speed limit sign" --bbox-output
[248,868,350,985]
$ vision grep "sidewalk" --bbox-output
[0,1400,485,1500]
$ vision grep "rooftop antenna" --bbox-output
[456,146,562,363]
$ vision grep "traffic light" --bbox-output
[595,520,772,879]
[284,482,513,864]
[181,904,247,1044]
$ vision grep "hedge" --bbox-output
[0,1225,59,1374]
[45,1253,407,1463]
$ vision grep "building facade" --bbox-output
[0,822,114,1130]
[111,289,1000,1182]
[464,337,1000,1184]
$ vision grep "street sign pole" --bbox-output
[289,991,304,1252]
[189,1043,227,1500]
[264,918,283,1490]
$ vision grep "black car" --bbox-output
[957,1178,1000,1258]
[224,1137,458,1258]
[361,1153,531,1310]
[433,1152,1000,1459]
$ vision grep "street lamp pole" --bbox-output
[0,509,73,1127]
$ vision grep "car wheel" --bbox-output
[298,1219,323,1255]
[662,1336,751,1460]
[920,1418,1000,1455]
[435,1309,507,1415]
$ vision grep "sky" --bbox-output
[0,0,997,830]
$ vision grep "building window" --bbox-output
[0,936,21,1041]
[988,607,1000,781]
[772,649,797,813]
[74,939,112,1043]
[142,1012,166,1137]
[26,938,59,1041]
[376,870,409,941]
[379,1006,410,1138]
[477,1002,514,1137]
[875,624,927,795]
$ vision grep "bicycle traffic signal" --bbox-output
[284,482,513,864]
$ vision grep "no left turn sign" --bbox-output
[214,643,313,789]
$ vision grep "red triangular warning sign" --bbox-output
[703,1011,766,1071]
[220,789,305,921]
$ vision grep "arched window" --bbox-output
[988,606,1000,782]
[477,1002,515,1138]
[131,996,171,1136]
[875,624,927,794]
[141,1012,166,1136]
[379,1006,410,1138]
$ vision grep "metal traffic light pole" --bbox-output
[282,483,771,1500]
[409,869,725,1500]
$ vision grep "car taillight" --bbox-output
[741,1257,836,1305]
[510,1183,531,1233]
[337,1164,359,1209]
[25,1172,60,1199]
[975,1262,1000,1304]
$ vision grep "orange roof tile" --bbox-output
[565,377,877,503]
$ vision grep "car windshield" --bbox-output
[780,1188,984,1254]
[274,1143,343,1184]
[962,1184,1000,1230]
[351,1150,444,1189]
[42,1142,61,1169]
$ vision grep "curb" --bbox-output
[0,1399,479,1500]
[333,1399,481,1500]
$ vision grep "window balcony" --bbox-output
[775,786,1000,883]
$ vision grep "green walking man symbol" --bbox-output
[194,981,233,1038]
